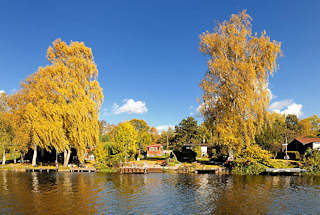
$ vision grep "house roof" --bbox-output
[294,137,320,145]
[183,143,212,147]
[146,144,162,148]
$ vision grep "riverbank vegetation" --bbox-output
[0,10,319,175]
[303,149,320,175]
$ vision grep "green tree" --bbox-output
[174,117,201,150]
[158,127,175,150]
[284,114,301,142]
[255,112,286,154]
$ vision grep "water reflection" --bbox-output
[0,172,319,214]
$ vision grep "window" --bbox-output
[149,147,158,152]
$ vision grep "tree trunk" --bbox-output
[13,148,16,164]
[63,149,71,167]
[2,150,6,165]
[227,149,234,161]
[21,154,24,163]
[55,150,58,167]
[32,144,37,166]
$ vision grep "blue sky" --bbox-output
[0,0,319,132]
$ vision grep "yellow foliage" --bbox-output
[111,122,138,161]
[299,115,320,137]
[10,39,103,163]
[199,10,281,153]
[0,93,14,153]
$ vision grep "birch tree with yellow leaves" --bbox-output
[0,93,14,165]
[199,10,281,155]
[13,39,103,166]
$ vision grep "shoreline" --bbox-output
[0,163,315,176]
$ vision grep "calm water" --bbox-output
[0,171,319,215]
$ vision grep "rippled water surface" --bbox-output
[0,171,319,215]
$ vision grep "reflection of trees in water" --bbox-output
[50,172,106,215]
[174,174,200,203]
[111,174,145,196]
[0,171,39,214]
[193,175,232,214]
[211,176,273,215]
[1,173,320,214]
[110,174,147,213]
[31,172,39,192]
[0,172,108,215]
[211,175,320,215]
[0,171,8,192]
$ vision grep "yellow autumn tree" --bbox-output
[199,10,281,154]
[8,92,32,162]
[13,39,103,166]
[299,115,320,137]
[129,119,152,151]
[111,122,138,162]
[0,93,14,165]
[11,70,69,166]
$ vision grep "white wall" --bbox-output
[313,142,320,150]
[201,146,207,156]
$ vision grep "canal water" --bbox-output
[0,171,319,215]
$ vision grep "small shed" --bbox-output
[146,144,163,157]
[183,143,213,157]
[287,137,320,155]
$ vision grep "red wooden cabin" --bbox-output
[146,144,163,157]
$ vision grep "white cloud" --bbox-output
[156,125,174,133]
[195,105,203,117]
[270,99,292,111]
[0,90,5,94]
[267,88,276,101]
[270,99,303,117]
[112,99,148,115]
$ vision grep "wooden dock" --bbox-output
[120,167,147,174]
[25,167,96,173]
[69,167,96,173]
[120,167,163,174]
[26,168,58,173]
[263,168,307,175]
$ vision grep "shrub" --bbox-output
[94,141,116,168]
[287,151,301,160]
[146,154,170,160]
[303,149,320,174]
[231,145,272,175]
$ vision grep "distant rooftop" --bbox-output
[295,137,320,145]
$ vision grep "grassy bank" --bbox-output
[0,163,58,171]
